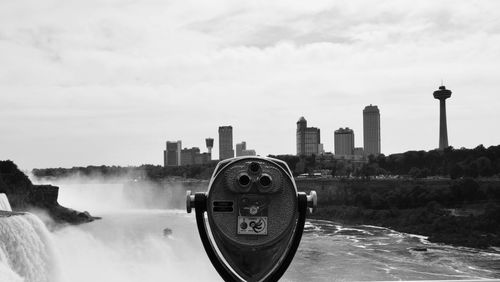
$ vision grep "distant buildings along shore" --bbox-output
[163,85,455,166]
[297,104,381,161]
[163,126,257,167]
[163,140,211,166]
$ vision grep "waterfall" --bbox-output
[0,194,59,282]
[0,194,12,212]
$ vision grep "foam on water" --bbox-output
[296,219,500,281]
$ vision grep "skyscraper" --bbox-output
[334,127,355,156]
[219,126,234,160]
[296,117,321,156]
[164,140,181,167]
[433,85,452,150]
[363,105,381,156]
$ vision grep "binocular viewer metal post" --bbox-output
[187,156,317,282]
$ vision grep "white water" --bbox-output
[0,193,12,211]
[0,194,59,282]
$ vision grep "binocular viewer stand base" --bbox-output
[191,192,309,282]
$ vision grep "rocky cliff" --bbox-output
[0,160,99,225]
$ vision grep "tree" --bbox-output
[335,161,347,177]
[409,167,421,179]
[294,160,306,175]
[463,162,479,178]
[475,157,494,177]
[343,145,500,178]
[450,164,464,179]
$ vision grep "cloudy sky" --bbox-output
[1,0,499,169]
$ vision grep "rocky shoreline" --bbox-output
[0,160,99,225]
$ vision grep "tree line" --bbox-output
[271,144,500,179]
[32,162,218,181]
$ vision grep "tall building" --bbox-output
[334,127,355,156]
[433,85,452,150]
[164,140,181,167]
[296,117,322,156]
[236,141,246,157]
[219,126,234,160]
[363,105,381,156]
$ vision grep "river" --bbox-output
[37,183,500,281]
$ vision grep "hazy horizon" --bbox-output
[1,0,500,170]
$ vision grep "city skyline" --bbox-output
[171,104,376,164]
[1,1,500,170]
[165,92,459,163]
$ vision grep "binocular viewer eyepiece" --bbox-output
[187,156,317,282]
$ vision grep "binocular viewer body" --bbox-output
[187,156,317,282]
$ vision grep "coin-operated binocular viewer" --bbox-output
[187,156,317,282]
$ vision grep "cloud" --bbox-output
[1,0,500,169]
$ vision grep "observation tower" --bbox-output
[433,85,452,150]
